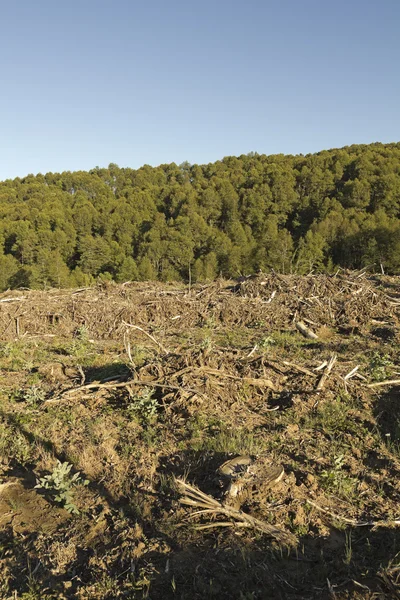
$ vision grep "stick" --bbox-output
[176,479,296,545]
[46,378,204,403]
[122,321,169,354]
[282,361,316,377]
[315,360,328,372]
[367,379,400,389]
[0,297,26,303]
[198,367,275,390]
[306,499,400,528]
[344,365,360,381]
[316,354,337,391]
[295,321,318,340]
[247,344,258,358]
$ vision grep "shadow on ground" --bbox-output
[0,412,399,598]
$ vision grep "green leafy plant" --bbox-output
[19,385,46,407]
[127,387,159,422]
[35,461,89,514]
[320,455,357,500]
[369,352,394,382]
[65,325,95,365]
[259,336,276,348]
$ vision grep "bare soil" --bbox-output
[0,272,400,599]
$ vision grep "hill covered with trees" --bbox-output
[1,142,400,290]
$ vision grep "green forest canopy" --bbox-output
[1,142,400,290]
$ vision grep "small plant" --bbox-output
[259,336,276,349]
[127,387,159,422]
[266,331,304,348]
[343,530,353,565]
[250,320,266,328]
[369,352,394,382]
[320,455,357,500]
[200,334,214,351]
[65,325,95,365]
[384,424,400,458]
[192,421,264,455]
[35,460,89,514]
[20,385,46,407]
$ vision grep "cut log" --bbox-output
[295,321,318,340]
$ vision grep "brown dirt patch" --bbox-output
[0,479,69,535]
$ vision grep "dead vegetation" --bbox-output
[0,271,400,598]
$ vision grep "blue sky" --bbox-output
[0,0,399,180]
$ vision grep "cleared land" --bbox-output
[0,272,400,599]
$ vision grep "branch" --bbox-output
[367,379,400,389]
[316,354,337,391]
[295,321,318,340]
[122,321,169,354]
[306,499,400,528]
[175,478,296,546]
[46,378,204,403]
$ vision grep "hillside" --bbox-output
[1,142,400,290]
[1,273,400,598]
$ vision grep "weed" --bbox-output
[16,385,46,407]
[0,341,31,371]
[307,393,361,437]
[265,331,306,349]
[385,425,400,458]
[35,461,89,514]
[369,352,394,382]
[320,455,358,500]
[190,420,264,455]
[343,530,353,565]
[7,496,23,512]
[141,425,160,447]
[158,472,175,495]
[259,336,276,349]
[250,320,266,328]
[65,326,95,366]
[131,566,152,597]
[20,582,54,600]
[200,333,214,351]
[127,387,159,423]
[0,422,34,465]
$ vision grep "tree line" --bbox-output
[1,142,400,290]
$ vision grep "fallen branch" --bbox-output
[175,478,296,546]
[367,379,400,389]
[282,361,316,377]
[198,367,275,390]
[122,321,169,354]
[316,354,337,391]
[0,296,26,303]
[295,321,318,340]
[46,378,204,403]
[344,365,360,381]
[306,499,400,528]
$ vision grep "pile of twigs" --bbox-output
[175,478,296,547]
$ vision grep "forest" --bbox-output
[1,142,400,290]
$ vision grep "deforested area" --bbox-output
[1,272,400,598]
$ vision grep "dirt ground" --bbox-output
[0,272,400,599]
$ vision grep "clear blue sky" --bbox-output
[1,0,399,180]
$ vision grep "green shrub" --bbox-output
[127,387,159,422]
[35,460,89,514]
[369,352,394,382]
